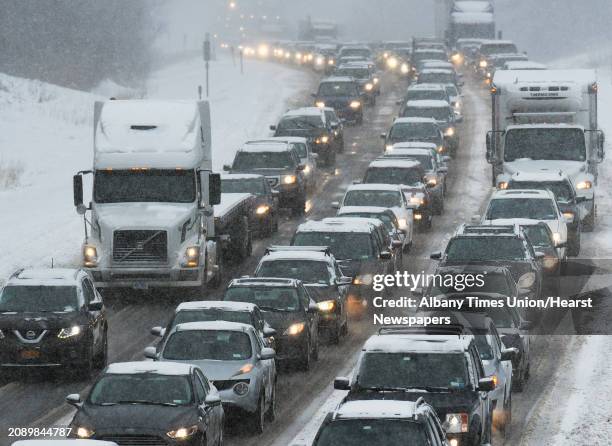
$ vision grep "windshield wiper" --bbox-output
[360,385,454,393]
[115,400,178,406]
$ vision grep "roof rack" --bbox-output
[461,224,517,235]
[264,246,331,256]
[377,324,465,336]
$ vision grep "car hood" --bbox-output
[504,160,587,179]
[0,311,83,331]
[260,310,304,332]
[94,202,195,231]
[75,403,195,431]
[488,218,563,239]
[158,358,249,381]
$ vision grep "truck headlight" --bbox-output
[182,246,200,267]
[479,60,488,68]
[353,274,373,285]
[365,83,373,91]
[414,213,423,220]
[320,135,329,143]
[58,326,82,339]
[256,204,270,215]
[316,101,326,108]
[552,232,562,244]
[167,425,198,439]
[445,413,469,433]
[576,180,592,190]
[387,56,398,69]
[283,175,297,185]
[316,57,324,66]
[350,101,361,109]
[497,181,509,190]
[75,427,95,439]
[385,144,394,152]
[518,272,536,289]
[400,63,409,74]
[284,322,305,336]
[328,59,335,66]
[410,196,425,206]
[316,300,336,312]
[397,218,408,229]
[444,127,455,137]
[83,244,98,267]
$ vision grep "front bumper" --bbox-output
[276,185,303,207]
[91,429,200,446]
[214,378,260,414]
[88,266,204,289]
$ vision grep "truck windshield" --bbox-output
[94,170,196,203]
[504,128,586,162]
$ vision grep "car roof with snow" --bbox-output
[337,206,396,215]
[407,83,447,91]
[174,300,258,313]
[221,173,265,180]
[386,147,435,156]
[419,68,455,74]
[393,117,438,124]
[346,183,404,192]
[331,400,424,420]
[414,48,446,54]
[295,219,375,234]
[172,320,254,333]
[282,107,324,117]
[422,61,454,68]
[320,76,359,84]
[493,69,596,85]
[252,136,308,144]
[391,142,438,150]
[491,189,556,200]
[363,332,473,353]
[105,361,195,376]
[479,39,516,46]
[323,216,385,230]
[509,170,571,183]
[367,159,423,170]
[404,100,451,108]
[228,277,302,288]
[7,268,85,286]
[239,141,291,153]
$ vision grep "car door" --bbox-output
[194,370,220,445]
[470,346,491,438]
[253,329,275,406]
[492,324,512,401]
[300,286,318,342]
[81,277,102,350]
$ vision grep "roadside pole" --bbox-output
[203,33,211,97]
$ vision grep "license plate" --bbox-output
[21,349,40,359]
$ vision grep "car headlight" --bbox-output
[315,101,325,108]
[283,175,297,185]
[410,196,424,205]
[563,211,575,223]
[284,322,305,336]
[75,427,95,439]
[83,244,98,267]
[414,213,423,220]
[426,177,437,186]
[373,77,379,84]
[317,300,336,312]
[400,63,409,74]
[234,363,254,376]
[552,232,562,244]
[397,218,408,229]
[444,127,455,137]
[497,181,509,190]
[387,56,398,69]
[365,83,373,91]
[518,272,536,289]
[256,204,270,215]
[451,53,464,64]
[486,72,492,78]
[385,144,393,152]
[58,326,82,339]
[446,413,469,433]
[328,59,335,65]
[167,425,198,439]
[321,135,329,144]
[316,57,324,65]
[182,245,200,267]
[353,274,373,285]
[543,256,559,271]
[479,60,488,68]
[437,145,445,153]
[350,101,361,109]
[576,180,592,190]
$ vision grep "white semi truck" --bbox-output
[487,69,605,229]
[73,100,253,291]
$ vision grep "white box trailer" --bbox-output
[487,69,605,228]
[72,100,251,291]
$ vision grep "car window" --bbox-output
[82,279,95,304]
[196,369,211,393]
[466,353,477,388]
[194,373,206,403]
[298,286,310,309]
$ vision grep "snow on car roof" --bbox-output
[414,48,446,54]
[479,39,516,46]
[256,136,308,144]
[510,170,568,182]
[368,159,422,169]
[407,83,446,91]
[491,189,555,199]
[239,141,290,152]
[487,218,551,227]
[504,61,547,70]
[337,206,393,215]
[106,361,194,376]
[334,400,420,420]
[283,107,323,117]
[10,268,81,285]
[175,300,257,312]
[423,61,454,68]
[173,320,253,332]
[404,99,451,108]
[320,76,358,83]
[364,333,471,353]
[493,69,596,85]
[387,147,433,156]
[230,277,300,287]
[392,142,438,150]
[221,173,264,180]
[214,193,252,217]
[393,117,437,124]
[419,68,455,74]
[453,1,493,12]
[505,123,584,131]
[261,249,332,262]
[296,219,374,234]
[323,217,383,229]
[451,12,494,23]
[347,183,403,192]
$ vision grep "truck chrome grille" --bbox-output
[100,436,167,446]
[113,230,168,264]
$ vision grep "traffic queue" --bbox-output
[0,22,603,446]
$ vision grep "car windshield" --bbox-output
[291,142,308,158]
[293,232,373,260]
[341,48,371,58]
[318,82,358,96]
[163,330,252,361]
[522,225,554,248]
[314,419,427,446]
[364,168,422,186]
[504,128,586,162]
[480,43,518,55]
[358,352,469,390]
[418,72,455,84]
[221,178,265,195]
[446,237,527,262]
[232,151,295,170]
[335,68,370,79]
[225,286,301,312]
[342,213,396,232]
[0,286,78,312]
[473,335,494,360]
[257,260,331,285]
[172,309,252,328]
[278,115,324,130]
[94,170,196,204]
[406,90,447,101]
[415,51,447,62]
[388,154,432,170]
[402,106,450,121]
[486,198,557,220]
[89,374,193,406]
[390,123,439,141]
[509,181,573,203]
[445,85,459,97]
[344,190,403,208]
[429,272,512,295]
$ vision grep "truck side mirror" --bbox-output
[209,173,221,205]
[73,174,83,208]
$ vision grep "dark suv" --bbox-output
[335,328,495,446]
[225,141,307,216]
[381,117,446,154]
[313,77,365,125]
[0,268,108,377]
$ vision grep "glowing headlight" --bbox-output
[518,272,536,289]
[497,181,509,190]
[445,413,469,433]
[426,177,437,186]
[385,144,394,152]
[284,322,305,336]
[315,101,326,108]
[437,145,445,153]
[383,52,389,59]
[350,101,361,109]
[353,274,373,285]
[373,77,379,84]
[58,326,82,339]
[450,440,459,446]
[563,211,575,223]
[256,205,270,215]
[328,59,335,65]
[387,57,398,69]
[234,363,254,376]
[400,63,409,74]
[283,175,297,185]
[76,427,95,439]
[316,300,336,312]
[451,53,464,64]
[444,127,455,137]
[183,246,200,267]
[543,256,559,271]
[285,53,291,59]
[479,60,488,68]
[576,180,592,190]
[397,218,408,229]
[257,44,269,58]
[83,244,98,267]
[321,135,329,143]
[552,232,562,244]
[414,213,423,220]
[167,425,198,439]
[410,196,425,205]
[316,57,324,66]
[365,83,373,91]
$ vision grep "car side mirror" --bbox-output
[535,251,546,260]
[259,347,276,360]
[426,182,435,189]
[442,155,451,163]
[204,394,222,407]
[308,303,319,313]
[334,376,350,390]
[336,276,353,286]
[379,251,392,260]
[455,115,464,124]
[88,301,103,311]
[269,124,277,131]
[311,153,319,159]
[150,326,164,337]
[331,201,340,209]
[380,133,387,139]
[500,347,519,362]
[208,173,221,206]
[271,189,280,197]
[144,346,158,360]
[223,164,231,172]
[331,123,339,130]
[73,174,84,209]
[478,377,496,392]
[263,326,277,338]
[65,393,82,408]
[430,251,442,260]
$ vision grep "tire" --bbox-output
[262,216,274,238]
[94,328,108,369]
[568,232,581,257]
[300,337,311,371]
[342,313,349,336]
[583,203,596,232]
[265,382,276,422]
[250,393,265,434]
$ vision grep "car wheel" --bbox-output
[94,328,108,369]
[251,393,265,434]
[583,203,596,232]
[300,337,311,371]
[199,433,207,446]
[312,333,319,361]
[265,382,276,422]
[262,216,274,237]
